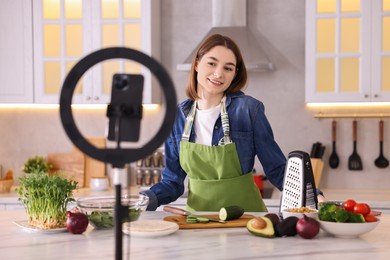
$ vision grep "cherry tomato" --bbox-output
[343,199,357,212]
[364,213,378,223]
[354,203,371,216]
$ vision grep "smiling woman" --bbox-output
[141,34,287,212]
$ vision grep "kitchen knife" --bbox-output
[163,206,225,223]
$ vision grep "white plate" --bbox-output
[319,220,380,238]
[13,220,68,234]
[122,220,179,238]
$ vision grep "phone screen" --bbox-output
[107,73,144,142]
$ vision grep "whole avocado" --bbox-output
[264,213,281,228]
[275,216,299,237]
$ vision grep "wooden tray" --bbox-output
[163,214,255,229]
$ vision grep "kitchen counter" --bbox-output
[2,188,390,212]
[1,210,389,259]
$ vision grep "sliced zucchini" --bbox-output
[186,215,209,223]
[219,205,245,221]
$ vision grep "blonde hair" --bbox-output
[185,34,248,100]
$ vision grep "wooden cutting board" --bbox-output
[73,137,107,188]
[48,153,85,187]
[163,214,255,229]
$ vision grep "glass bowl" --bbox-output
[77,194,149,229]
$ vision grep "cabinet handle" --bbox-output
[94,96,100,101]
[374,94,379,98]
[86,96,91,100]
[364,94,370,98]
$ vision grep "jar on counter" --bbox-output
[152,152,161,167]
[144,156,153,167]
[136,169,143,186]
[152,169,161,184]
[143,169,152,186]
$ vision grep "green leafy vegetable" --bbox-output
[347,211,365,223]
[333,209,349,222]
[319,202,366,223]
[88,208,142,229]
[15,172,78,229]
[22,156,52,174]
[89,211,114,229]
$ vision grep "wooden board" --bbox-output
[163,214,255,229]
[48,153,85,187]
[310,158,324,187]
[73,137,107,187]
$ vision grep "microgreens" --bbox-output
[15,172,78,229]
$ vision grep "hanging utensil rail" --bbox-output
[314,112,390,119]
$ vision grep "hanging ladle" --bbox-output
[374,120,389,168]
[329,120,340,168]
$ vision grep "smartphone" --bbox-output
[107,73,144,142]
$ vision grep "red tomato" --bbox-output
[343,199,357,212]
[364,214,378,223]
[354,203,371,216]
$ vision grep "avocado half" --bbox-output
[246,217,275,238]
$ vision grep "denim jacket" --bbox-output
[142,91,287,210]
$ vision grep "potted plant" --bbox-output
[22,156,52,174]
[16,156,78,229]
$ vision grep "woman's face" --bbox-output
[195,45,237,99]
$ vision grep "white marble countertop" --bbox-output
[1,210,390,259]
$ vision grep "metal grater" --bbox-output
[279,151,318,215]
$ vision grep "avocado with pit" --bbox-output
[246,217,275,238]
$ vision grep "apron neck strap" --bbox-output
[181,100,197,142]
[181,96,232,145]
[218,96,232,145]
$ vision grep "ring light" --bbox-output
[60,47,177,168]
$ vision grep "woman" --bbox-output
[141,34,286,212]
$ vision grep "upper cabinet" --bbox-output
[33,0,160,104]
[306,0,390,103]
[0,0,33,104]
[0,0,160,105]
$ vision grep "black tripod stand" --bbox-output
[59,47,176,260]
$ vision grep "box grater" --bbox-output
[279,151,318,215]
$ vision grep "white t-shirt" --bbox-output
[194,104,221,146]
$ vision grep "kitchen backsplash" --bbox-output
[1,106,390,190]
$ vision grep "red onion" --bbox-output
[66,211,89,234]
[296,214,320,239]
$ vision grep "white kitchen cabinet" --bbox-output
[306,0,390,103]
[33,0,160,104]
[0,0,33,103]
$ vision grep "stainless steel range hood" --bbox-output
[177,0,273,72]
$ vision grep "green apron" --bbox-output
[179,97,267,212]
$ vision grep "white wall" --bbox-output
[1,0,390,190]
[160,0,390,190]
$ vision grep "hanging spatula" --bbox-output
[348,119,363,170]
[329,120,340,168]
[374,120,389,168]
